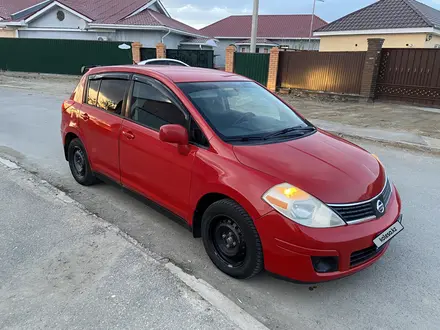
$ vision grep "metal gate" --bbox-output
[277,51,366,94]
[166,49,214,68]
[140,48,156,61]
[376,48,440,106]
[234,53,270,86]
[0,38,132,75]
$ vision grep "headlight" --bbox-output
[262,183,346,228]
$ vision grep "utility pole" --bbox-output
[250,0,259,53]
[308,0,324,50]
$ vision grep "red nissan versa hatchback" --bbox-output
[61,65,403,283]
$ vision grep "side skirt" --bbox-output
[94,172,193,233]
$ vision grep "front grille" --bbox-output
[329,179,392,224]
[350,245,386,267]
[382,179,392,205]
[331,203,376,223]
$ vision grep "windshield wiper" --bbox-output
[224,136,266,142]
[264,126,315,140]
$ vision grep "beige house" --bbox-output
[314,0,440,51]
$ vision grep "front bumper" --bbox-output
[255,185,402,283]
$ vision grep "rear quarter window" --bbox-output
[73,75,87,103]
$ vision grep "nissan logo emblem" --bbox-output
[376,200,385,214]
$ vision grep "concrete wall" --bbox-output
[17,30,109,40]
[214,38,320,67]
[0,29,16,38]
[28,6,87,29]
[424,34,440,48]
[319,33,428,51]
[114,31,183,48]
[214,39,238,68]
[236,45,272,53]
[271,39,319,51]
[17,28,186,48]
[179,44,214,50]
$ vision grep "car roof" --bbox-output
[144,59,185,63]
[88,65,251,83]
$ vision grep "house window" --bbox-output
[256,47,260,53]
[264,48,269,53]
[241,47,246,53]
[57,10,65,21]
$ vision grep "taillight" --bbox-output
[62,100,75,112]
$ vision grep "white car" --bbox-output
[137,59,190,66]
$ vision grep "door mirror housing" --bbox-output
[159,124,190,155]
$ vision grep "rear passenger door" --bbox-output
[79,73,130,181]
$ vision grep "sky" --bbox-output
[162,0,440,29]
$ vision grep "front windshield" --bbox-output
[178,81,311,141]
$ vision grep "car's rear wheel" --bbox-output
[68,138,97,186]
[201,199,263,279]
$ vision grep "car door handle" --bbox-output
[81,113,89,121]
[122,130,135,140]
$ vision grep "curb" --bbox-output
[329,130,440,154]
[0,155,269,330]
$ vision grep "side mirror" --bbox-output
[159,124,190,155]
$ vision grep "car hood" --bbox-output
[232,130,386,204]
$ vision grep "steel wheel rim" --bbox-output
[72,147,86,178]
[210,216,246,267]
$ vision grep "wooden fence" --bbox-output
[277,51,366,95]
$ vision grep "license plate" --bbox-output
[373,221,404,248]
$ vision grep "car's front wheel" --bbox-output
[201,199,264,279]
[68,138,97,186]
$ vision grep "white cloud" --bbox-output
[165,3,251,29]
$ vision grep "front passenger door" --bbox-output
[119,75,196,219]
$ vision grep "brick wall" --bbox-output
[360,38,385,100]
[156,43,166,59]
[267,47,280,91]
[225,45,235,73]
[131,42,142,64]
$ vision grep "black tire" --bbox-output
[201,199,264,279]
[67,138,97,186]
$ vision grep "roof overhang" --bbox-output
[24,1,93,23]
[0,21,26,27]
[213,36,320,40]
[12,0,50,15]
[88,23,208,39]
[125,0,170,19]
[180,42,215,46]
[235,42,278,46]
[314,27,440,37]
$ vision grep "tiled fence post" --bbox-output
[267,47,280,91]
[156,43,166,59]
[131,42,142,64]
[360,38,385,101]
[225,45,236,73]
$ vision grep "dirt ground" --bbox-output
[0,72,79,97]
[1,72,439,139]
[280,94,440,139]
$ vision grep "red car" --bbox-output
[61,65,403,282]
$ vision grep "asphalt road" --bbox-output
[1,85,440,329]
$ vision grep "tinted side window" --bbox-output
[87,79,101,106]
[97,79,129,115]
[130,81,186,130]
